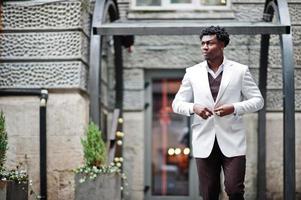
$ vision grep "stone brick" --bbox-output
[224,47,252,66]
[134,35,200,47]
[47,171,60,200]
[244,113,259,199]
[47,93,89,137]
[266,114,283,168]
[289,3,301,25]
[123,45,201,69]
[232,4,264,21]
[0,62,88,90]
[124,189,144,200]
[101,59,109,84]
[107,68,116,90]
[101,83,109,107]
[248,45,301,69]
[250,68,301,90]
[229,35,260,46]
[266,89,301,111]
[15,137,39,155]
[124,69,144,90]
[58,171,76,200]
[123,112,145,194]
[228,34,281,47]
[292,26,301,46]
[123,90,145,110]
[247,46,282,68]
[296,114,301,195]
[0,32,88,63]
[48,151,84,171]
[1,0,90,35]
[0,97,40,137]
[294,45,301,67]
[244,114,258,164]
[108,89,116,110]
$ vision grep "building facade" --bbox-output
[0,0,300,199]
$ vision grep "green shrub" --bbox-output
[81,122,107,168]
[0,111,8,170]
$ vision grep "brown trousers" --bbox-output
[195,139,246,200]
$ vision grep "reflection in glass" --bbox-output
[151,79,190,196]
[200,0,226,5]
[136,0,161,6]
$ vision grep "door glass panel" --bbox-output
[151,79,190,196]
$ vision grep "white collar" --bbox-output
[206,57,226,79]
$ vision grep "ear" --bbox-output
[221,41,225,48]
[219,42,225,49]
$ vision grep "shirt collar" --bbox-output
[206,57,226,79]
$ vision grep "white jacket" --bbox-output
[172,59,264,158]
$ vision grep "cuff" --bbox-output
[189,104,194,115]
[232,103,242,116]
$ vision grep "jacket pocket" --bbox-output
[191,122,202,129]
[231,115,244,131]
[231,123,244,131]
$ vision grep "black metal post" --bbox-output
[280,34,295,200]
[114,36,123,112]
[258,34,270,200]
[88,34,102,127]
[40,90,48,200]
[277,0,296,199]
[0,88,42,96]
[114,35,124,198]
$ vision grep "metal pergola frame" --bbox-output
[89,0,295,199]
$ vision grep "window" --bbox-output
[133,0,227,9]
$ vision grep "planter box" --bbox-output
[75,173,121,200]
[0,180,28,200]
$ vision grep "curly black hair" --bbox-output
[200,26,230,47]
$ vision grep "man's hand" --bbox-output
[193,104,213,119]
[214,104,234,117]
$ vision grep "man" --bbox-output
[172,26,264,200]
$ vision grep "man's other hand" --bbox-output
[193,104,213,119]
[214,104,234,117]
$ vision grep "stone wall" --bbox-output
[0,1,90,199]
[0,1,90,90]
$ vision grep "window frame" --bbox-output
[131,0,231,11]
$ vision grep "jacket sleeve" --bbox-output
[232,67,264,115]
[172,71,194,116]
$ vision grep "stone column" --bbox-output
[0,1,91,199]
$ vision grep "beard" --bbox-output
[203,54,211,60]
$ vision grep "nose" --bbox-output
[202,43,208,50]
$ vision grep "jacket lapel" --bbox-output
[214,60,232,106]
[199,63,215,104]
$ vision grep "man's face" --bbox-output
[201,34,224,61]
